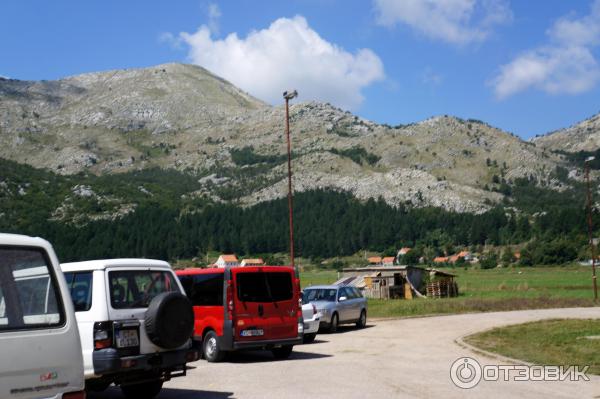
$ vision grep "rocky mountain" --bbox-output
[532,112,600,152]
[0,63,575,214]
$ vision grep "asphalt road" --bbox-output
[90,307,600,399]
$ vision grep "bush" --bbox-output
[480,253,498,269]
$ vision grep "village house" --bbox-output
[215,254,239,268]
[382,256,395,266]
[456,251,472,261]
[368,256,382,265]
[397,247,411,256]
[240,258,264,267]
[433,251,472,264]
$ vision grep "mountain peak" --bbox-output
[0,63,572,213]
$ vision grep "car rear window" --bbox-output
[303,288,337,303]
[64,271,93,311]
[179,273,224,306]
[236,272,293,302]
[109,270,179,309]
[0,247,65,331]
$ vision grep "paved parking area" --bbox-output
[90,307,600,399]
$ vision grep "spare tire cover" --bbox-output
[145,292,194,349]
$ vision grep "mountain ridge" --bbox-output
[0,63,583,214]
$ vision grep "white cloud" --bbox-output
[177,16,385,110]
[492,0,600,99]
[207,3,221,35]
[373,0,512,45]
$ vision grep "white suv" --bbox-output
[61,258,199,398]
[0,233,85,399]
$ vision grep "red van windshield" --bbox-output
[236,272,292,302]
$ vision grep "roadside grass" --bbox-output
[300,266,598,318]
[300,269,339,287]
[367,297,595,318]
[464,319,600,375]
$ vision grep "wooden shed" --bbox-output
[337,266,458,299]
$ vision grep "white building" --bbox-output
[215,254,239,268]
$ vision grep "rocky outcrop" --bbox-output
[0,64,574,213]
[532,112,600,152]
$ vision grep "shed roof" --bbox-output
[425,268,457,277]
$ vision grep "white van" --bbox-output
[61,259,198,399]
[0,233,85,399]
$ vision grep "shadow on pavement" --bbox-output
[321,324,374,335]
[225,349,332,364]
[305,338,329,344]
[88,387,234,399]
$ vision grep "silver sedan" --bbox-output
[302,285,367,333]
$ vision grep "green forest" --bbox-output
[0,158,595,265]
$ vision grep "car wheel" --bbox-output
[271,345,293,359]
[85,379,110,392]
[121,380,163,399]
[145,292,194,349]
[356,309,367,328]
[203,330,225,362]
[303,333,317,343]
[329,313,339,333]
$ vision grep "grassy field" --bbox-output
[300,266,598,318]
[464,319,600,375]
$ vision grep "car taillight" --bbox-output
[93,321,112,350]
[226,280,233,320]
[63,390,86,399]
[295,277,302,318]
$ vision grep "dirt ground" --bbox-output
[90,307,600,399]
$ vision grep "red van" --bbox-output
[176,266,303,362]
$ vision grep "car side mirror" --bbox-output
[339,296,347,302]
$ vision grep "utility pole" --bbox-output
[283,90,298,268]
[585,156,598,302]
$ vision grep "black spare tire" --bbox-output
[145,292,194,349]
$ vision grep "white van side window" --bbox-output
[64,272,93,312]
[0,247,65,330]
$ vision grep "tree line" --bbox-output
[5,189,590,265]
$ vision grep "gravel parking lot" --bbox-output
[90,307,600,399]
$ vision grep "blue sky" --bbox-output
[2,0,600,139]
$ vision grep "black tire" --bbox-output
[303,333,317,343]
[271,345,293,359]
[145,292,194,349]
[203,330,225,362]
[356,309,367,328]
[329,313,339,333]
[85,379,110,392]
[121,380,163,399]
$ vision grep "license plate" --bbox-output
[116,329,139,348]
[241,329,264,337]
